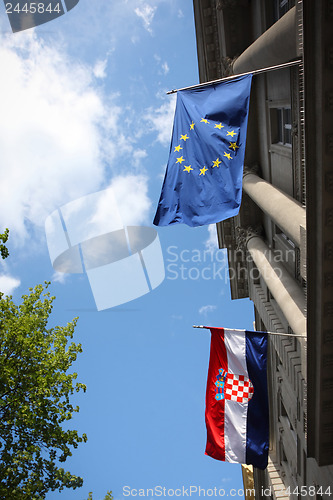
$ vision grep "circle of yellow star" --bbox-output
[200,118,209,124]
[180,134,189,141]
[229,142,239,151]
[215,123,224,129]
[199,166,208,175]
[176,156,185,164]
[183,165,193,173]
[174,145,182,152]
[212,158,222,168]
[227,130,237,138]
[224,152,232,160]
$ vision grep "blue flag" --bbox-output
[153,74,252,227]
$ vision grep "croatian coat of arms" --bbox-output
[215,368,254,403]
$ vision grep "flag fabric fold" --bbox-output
[205,327,269,470]
[153,74,252,227]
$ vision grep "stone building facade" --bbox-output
[193,1,333,498]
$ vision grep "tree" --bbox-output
[0,227,9,260]
[0,230,87,499]
[87,492,113,500]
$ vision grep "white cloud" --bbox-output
[0,275,21,295]
[0,33,105,239]
[76,175,151,237]
[134,4,157,34]
[132,149,148,167]
[145,96,176,146]
[205,224,219,251]
[93,59,108,79]
[107,175,151,226]
[199,305,217,316]
[0,32,152,245]
[154,55,169,75]
[52,271,69,285]
[161,62,169,75]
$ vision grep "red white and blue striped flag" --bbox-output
[205,328,269,470]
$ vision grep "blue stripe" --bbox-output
[245,331,269,469]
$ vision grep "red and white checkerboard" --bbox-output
[224,373,254,403]
[215,369,254,403]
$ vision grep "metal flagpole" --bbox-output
[167,59,302,95]
[192,325,306,338]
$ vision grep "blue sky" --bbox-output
[0,1,255,498]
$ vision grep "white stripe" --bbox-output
[224,329,248,464]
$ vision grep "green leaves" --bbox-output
[0,228,9,260]
[0,281,86,498]
[87,492,114,500]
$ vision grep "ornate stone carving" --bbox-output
[235,225,263,251]
[220,56,234,76]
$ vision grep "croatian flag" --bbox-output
[205,328,269,470]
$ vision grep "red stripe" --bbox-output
[205,328,228,461]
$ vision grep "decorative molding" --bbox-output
[220,56,234,76]
[235,225,263,251]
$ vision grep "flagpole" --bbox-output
[167,59,302,95]
[192,325,306,338]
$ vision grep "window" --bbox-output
[274,0,295,21]
[276,107,292,146]
[269,104,294,195]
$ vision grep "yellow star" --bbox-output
[212,158,222,168]
[215,123,224,129]
[180,134,189,141]
[201,118,209,124]
[183,165,193,173]
[190,122,195,130]
[176,156,185,164]
[229,142,239,151]
[227,130,237,138]
[174,145,182,152]
[224,152,232,160]
[199,166,208,176]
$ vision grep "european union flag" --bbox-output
[153,74,252,227]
